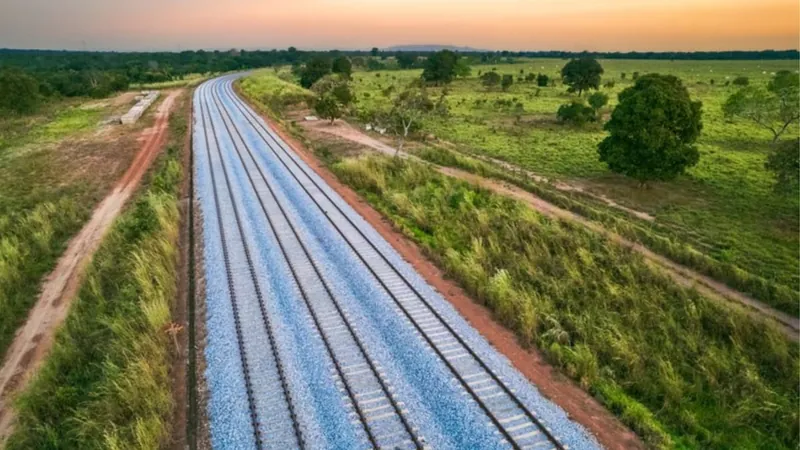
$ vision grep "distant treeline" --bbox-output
[0,47,797,114]
[486,49,799,60]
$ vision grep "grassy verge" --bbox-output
[237,69,314,118]
[411,144,798,315]
[0,102,115,360]
[6,92,188,449]
[330,154,798,450]
[350,60,799,309]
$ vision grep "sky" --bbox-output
[1,0,798,52]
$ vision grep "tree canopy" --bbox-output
[0,68,41,114]
[480,71,501,89]
[723,71,799,143]
[311,74,353,123]
[421,50,462,85]
[331,56,352,78]
[598,74,703,184]
[560,58,604,96]
[300,57,332,88]
[765,138,800,194]
[382,85,436,154]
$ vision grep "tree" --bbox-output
[501,74,514,91]
[557,101,595,126]
[371,47,380,57]
[300,57,331,88]
[331,56,352,78]
[560,58,604,96]
[311,75,353,123]
[382,86,435,154]
[481,71,501,89]
[454,57,472,78]
[397,53,417,69]
[765,138,799,194]
[732,76,749,86]
[421,50,460,85]
[598,74,703,184]
[588,92,609,118]
[723,71,799,143]
[0,68,41,114]
[536,73,549,87]
[366,58,384,71]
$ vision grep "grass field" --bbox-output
[350,59,800,310]
[331,154,798,450]
[6,91,187,449]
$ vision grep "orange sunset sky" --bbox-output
[1,0,798,51]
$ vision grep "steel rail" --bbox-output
[210,78,423,450]
[221,77,566,450]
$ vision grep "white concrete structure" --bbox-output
[120,91,159,125]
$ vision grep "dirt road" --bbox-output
[0,90,183,443]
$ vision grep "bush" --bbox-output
[536,73,549,87]
[0,68,41,114]
[765,138,800,194]
[557,101,595,126]
[732,76,749,86]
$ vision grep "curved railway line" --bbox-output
[194,75,599,450]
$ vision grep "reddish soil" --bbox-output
[265,116,645,450]
[296,117,799,339]
[0,90,183,443]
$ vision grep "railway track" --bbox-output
[197,81,303,448]
[213,77,568,450]
[205,79,424,450]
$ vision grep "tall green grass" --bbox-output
[332,154,799,449]
[6,93,187,450]
[238,69,314,116]
[348,60,799,307]
[412,145,799,315]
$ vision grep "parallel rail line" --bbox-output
[220,78,566,450]
[198,82,304,449]
[209,80,423,450]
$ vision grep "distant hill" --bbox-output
[385,45,489,53]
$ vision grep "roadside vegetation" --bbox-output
[0,98,136,360]
[331,155,798,449]
[6,91,188,449]
[347,58,799,314]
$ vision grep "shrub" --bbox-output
[557,101,596,126]
[733,76,749,86]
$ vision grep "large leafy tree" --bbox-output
[299,57,331,88]
[723,71,799,143]
[598,74,703,184]
[560,58,604,96]
[0,69,42,114]
[765,138,799,194]
[421,50,461,85]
